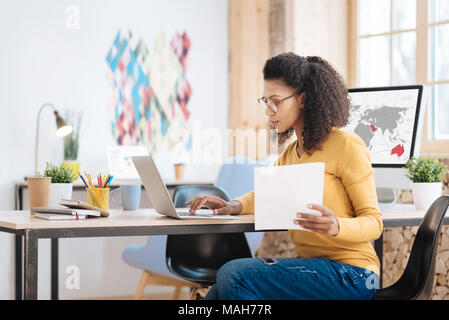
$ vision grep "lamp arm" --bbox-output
[34,103,56,175]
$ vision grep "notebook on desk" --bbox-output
[32,206,101,216]
[59,199,110,217]
[34,212,88,220]
[32,206,101,220]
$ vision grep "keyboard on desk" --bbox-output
[176,209,214,217]
[173,208,238,219]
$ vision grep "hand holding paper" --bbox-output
[254,162,325,231]
[295,203,340,236]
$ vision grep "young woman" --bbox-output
[186,53,382,300]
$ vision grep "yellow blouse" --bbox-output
[235,128,383,275]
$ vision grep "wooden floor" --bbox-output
[89,290,192,300]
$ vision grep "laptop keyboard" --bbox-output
[177,209,214,217]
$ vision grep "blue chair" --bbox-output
[122,156,273,299]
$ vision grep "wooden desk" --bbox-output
[2,207,448,300]
[0,209,254,300]
[13,179,214,300]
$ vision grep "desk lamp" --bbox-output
[34,103,73,174]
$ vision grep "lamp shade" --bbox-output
[54,111,73,137]
[34,103,74,175]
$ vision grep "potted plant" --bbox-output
[405,157,448,210]
[42,162,77,206]
[62,110,82,177]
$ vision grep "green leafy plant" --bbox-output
[63,110,82,161]
[405,157,448,183]
[42,162,77,183]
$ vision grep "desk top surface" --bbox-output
[0,207,442,231]
[0,209,254,230]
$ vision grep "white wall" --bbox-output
[0,0,228,299]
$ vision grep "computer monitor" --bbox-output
[346,85,426,204]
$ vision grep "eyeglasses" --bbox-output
[258,92,301,113]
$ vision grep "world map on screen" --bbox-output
[346,89,419,165]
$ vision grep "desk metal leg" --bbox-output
[51,238,59,300]
[374,232,384,289]
[15,235,22,300]
[15,185,24,300]
[24,229,38,300]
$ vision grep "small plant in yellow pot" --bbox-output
[405,157,448,210]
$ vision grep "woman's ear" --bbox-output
[297,92,306,105]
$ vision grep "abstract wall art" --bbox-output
[106,30,192,161]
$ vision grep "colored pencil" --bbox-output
[84,171,95,188]
[102,174,111,188]
[78,173,89,188]
[106,175,114,187]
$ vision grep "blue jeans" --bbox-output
[205,257,378,300]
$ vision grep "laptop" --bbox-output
[132,156,238,220]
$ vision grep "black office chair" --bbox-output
[374,195,449,300]
[166,185,252,298]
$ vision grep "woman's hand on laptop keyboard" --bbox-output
[185,196,242,215]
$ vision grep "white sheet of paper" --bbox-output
[254,162,325,231]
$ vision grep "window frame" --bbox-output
[348,0,449,155]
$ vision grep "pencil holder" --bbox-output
[86,188,110,211]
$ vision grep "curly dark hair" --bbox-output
[263,53,351,154]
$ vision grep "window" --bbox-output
[357,0,416,87]
[429,0,449,139]
[353,0,449,142]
